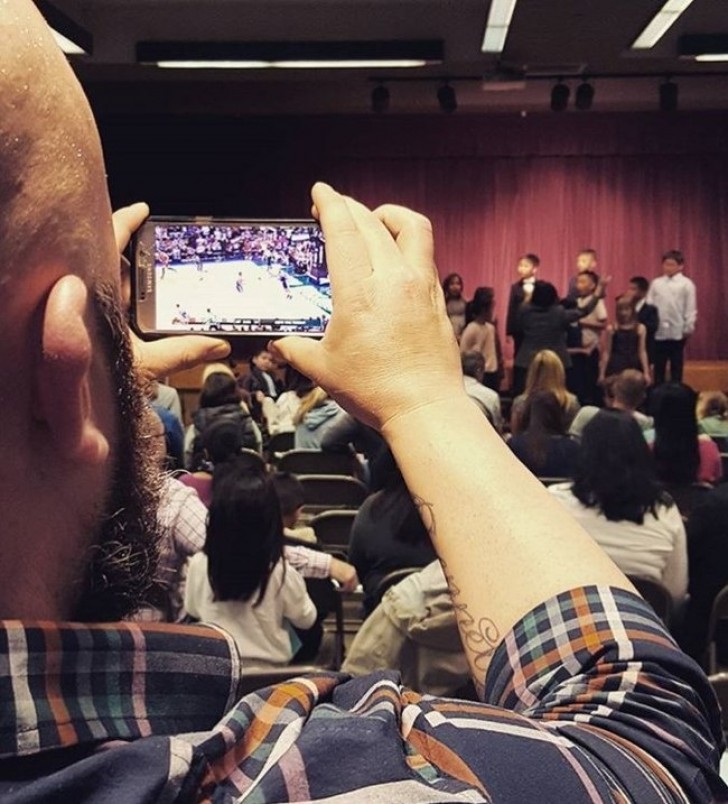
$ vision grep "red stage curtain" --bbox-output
[100,111,728,359]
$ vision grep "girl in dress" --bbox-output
[442,273,468,341]
[600,296,650,384]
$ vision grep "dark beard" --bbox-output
[71,283,162,622]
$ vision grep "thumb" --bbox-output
[269,337,324,383]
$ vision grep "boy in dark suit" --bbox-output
[627,276,659,368]
[506,253,539,357]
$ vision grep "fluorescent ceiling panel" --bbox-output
[481,0,518,53]
[156,59,428,69]
[51,28,86,54]
[631,0,695,50]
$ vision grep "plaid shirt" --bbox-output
[0,586,725,802]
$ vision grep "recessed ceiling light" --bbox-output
[481,0,519,54]
[694,53,728,62]
[631,0,695,50]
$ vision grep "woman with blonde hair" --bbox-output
[294,387,344,449]
[511,350,580,434]
[696,391,728,440]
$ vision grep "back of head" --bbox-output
[293,387,329,425]
[521,391,567,470]
[525,350,567,402]
[272,471,305,519]
[200,372,240,408]
[206,458,283,604]
[572,410,663,524]
[203,418,246,465]
[650,383,700,484]
[469,286,495,319]
[612,369,647,411]
[284,366,315,396]
[697,391,728,421]
[530,281,558,309]
[461,351,485,380]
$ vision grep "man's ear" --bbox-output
[34,275,110,465]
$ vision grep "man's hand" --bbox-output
[269,183,462,431]
[112,203,230,381]
[329,557,359,592]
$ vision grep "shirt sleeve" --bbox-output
[281,562,317,629]
[683,279,698,336]
[164,481,207,558]
[283,545,332,579]
[484,585,725,802]
[660,504,689,603]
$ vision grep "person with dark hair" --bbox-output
[568,269,608,405]
[184,458,317,665]
[442,272,468,341]
[599,296,650,383]
[647,251,697,384]
[565,248,601,302]
[505,253,539,357]
[508,391,580,478]
[261,366,315,436]
[460,351,502,430]
[648,383,722,515]
[348,469,437,616]
[460,287,499,390]
[185,369,261,469]
[627,276,659,366]
[239,347,282,399]
[512,278,607,396]
[549,411,687,602]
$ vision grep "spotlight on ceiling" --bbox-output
[575,80,594,111]
[371,84,390,113]
[550,81,570,112]
[437,84,457,113]
[659,79,678,112]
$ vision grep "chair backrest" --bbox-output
[709,672,728,738]
[627,575,673,627]
[706,585,728,673]
[374,567,420,602]
[239,448,266,470]
[298,475,369,511]
[311,510,357,552]
[538,477,571,487]
[266,431,295,461]
[278,449,359,478]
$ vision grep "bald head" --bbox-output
[0,1,116,312]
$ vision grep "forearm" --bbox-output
[382,393,632,695]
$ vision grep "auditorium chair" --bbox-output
[374,567,421,604]
[278,449,361,478]
[266,431,295,462]
[708,672,728,739]
[310,510,357,554]
[298,475,368,514]
[707,585,728,674]
[538,477,571,486]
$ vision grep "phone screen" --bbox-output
[132,218,330,337]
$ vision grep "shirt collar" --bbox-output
[0,620,240,759]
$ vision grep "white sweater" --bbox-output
[547,483,688,603]
[184,554,317,665]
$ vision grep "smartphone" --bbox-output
[131,217,330,337]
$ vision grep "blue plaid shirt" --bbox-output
[0,586,725,802]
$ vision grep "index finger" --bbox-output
[371,204,435,274]
[112,202,150,253]
[311,183,373,296]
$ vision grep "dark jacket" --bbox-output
[506,281,527,337]
[637,302,660,362]
[190,403,259,470]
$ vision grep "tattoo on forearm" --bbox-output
[413,495,500,698]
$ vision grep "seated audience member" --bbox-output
[599,296,651,383]
[648,383,722,502]
[461,351,503,431]
[293,386,344,449]
[511,279,606,397]
[627,275,660,366]
[184,457,317,665]
[569,370,653,439]
[549,411,687,603]
[179,417,245,506]
[321,411,392,489]
[238,347,282,400]
[508,391,580,479]
[2,20,725,797]
[148,380,184,424]
[261,366,314,436]
[343,560,470,696]
[271,471,317,544]
[511,349,580,435]
[680,484,728,665]
[442,272,468,341]
[696,391,728,442]
[184,366,261,469]
[151,401,185,471]
[348,468,437,616]
[460,287,499,390]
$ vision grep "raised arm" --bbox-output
[271,184,632,696]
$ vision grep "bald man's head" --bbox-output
[0,1,116,306]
